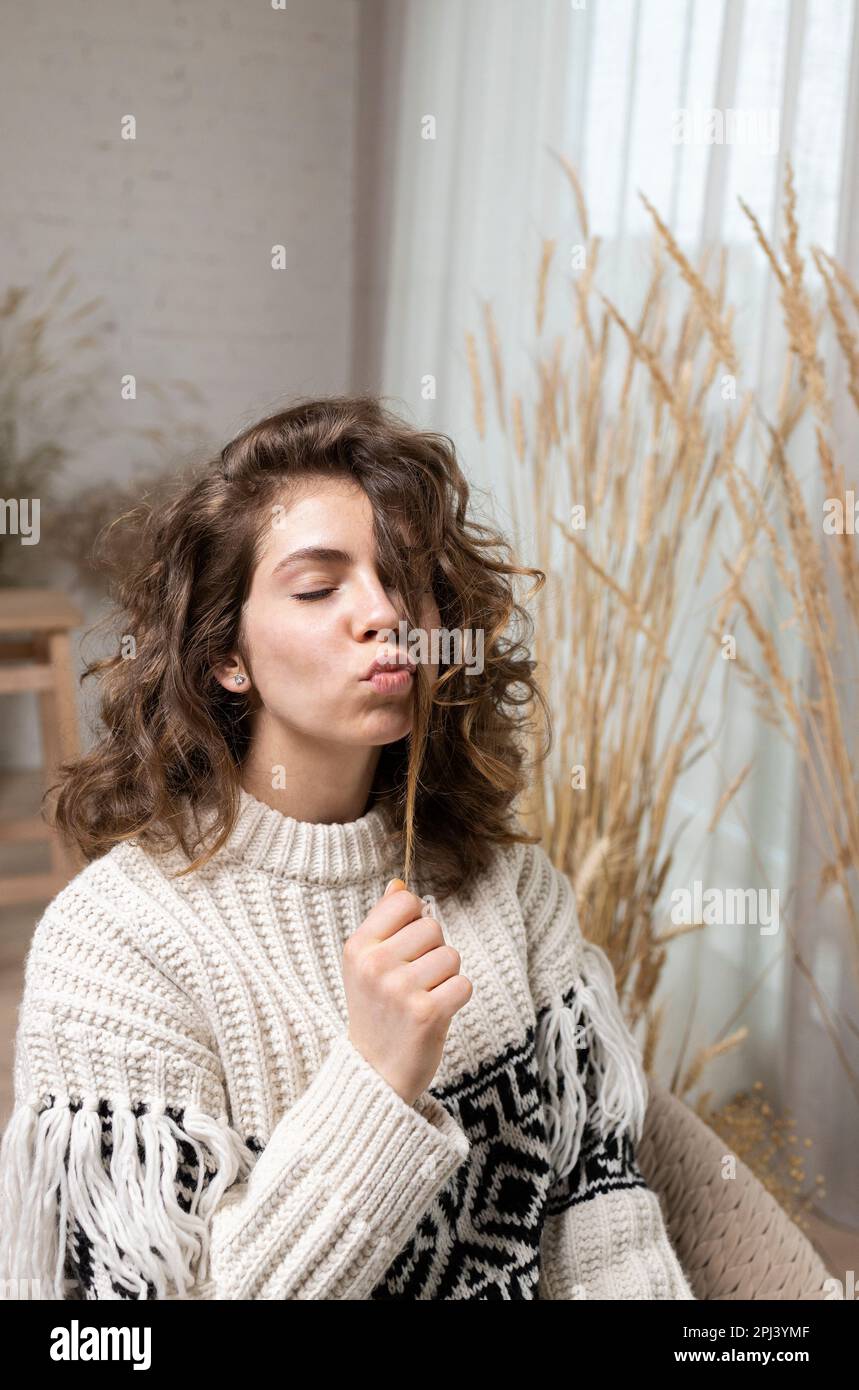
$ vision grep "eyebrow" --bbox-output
[270,546,354,578]
[270,540,423,580]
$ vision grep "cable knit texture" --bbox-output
[0,788,695,1301]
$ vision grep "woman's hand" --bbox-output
[343,879,474,1106]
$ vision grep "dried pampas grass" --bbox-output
[467,158,859,1209]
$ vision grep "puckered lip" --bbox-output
[362,652,418,680]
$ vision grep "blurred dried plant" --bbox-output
[0,248,207,593]
[42,464,179,594]
[0,249,106,585]
[467,157,859,1214]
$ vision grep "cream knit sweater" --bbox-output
[0,787,695,1301]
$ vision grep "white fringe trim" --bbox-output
[535,939,649,1182]
[0,1094,257,1300]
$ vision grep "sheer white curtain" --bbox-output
[358,0,859,1227]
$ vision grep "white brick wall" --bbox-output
[0,0,359,767]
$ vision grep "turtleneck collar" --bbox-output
[197,786,405,885]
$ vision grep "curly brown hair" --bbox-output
[49,394,551,900]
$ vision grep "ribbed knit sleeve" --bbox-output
[515,840,696,1301]
[0,894,470,1301]
[205,1034,470,1299]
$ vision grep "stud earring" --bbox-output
[234,674,247,686]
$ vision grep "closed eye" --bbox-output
[292,582,431,603]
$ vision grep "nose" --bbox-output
[353,575,408,639]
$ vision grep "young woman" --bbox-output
[0,395,694,1300]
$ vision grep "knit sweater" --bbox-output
[0,787,695,1301]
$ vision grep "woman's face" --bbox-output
[218,477,441,751]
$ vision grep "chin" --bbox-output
[361,714,413,742]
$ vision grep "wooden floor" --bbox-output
[1,769,857,1287]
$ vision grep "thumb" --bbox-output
[384,877,407,896]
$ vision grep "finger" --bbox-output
[406,944,461,992]
[374,916,444,965]
[426,972,473,1015]
[357,886,426,944]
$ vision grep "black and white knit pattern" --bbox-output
[370,993,647,1300]
[56,990,645,1302]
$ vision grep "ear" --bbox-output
[212,654,250,693]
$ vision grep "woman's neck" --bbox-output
[238,759,381,827]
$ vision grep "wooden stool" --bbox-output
[0,589,86,906]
